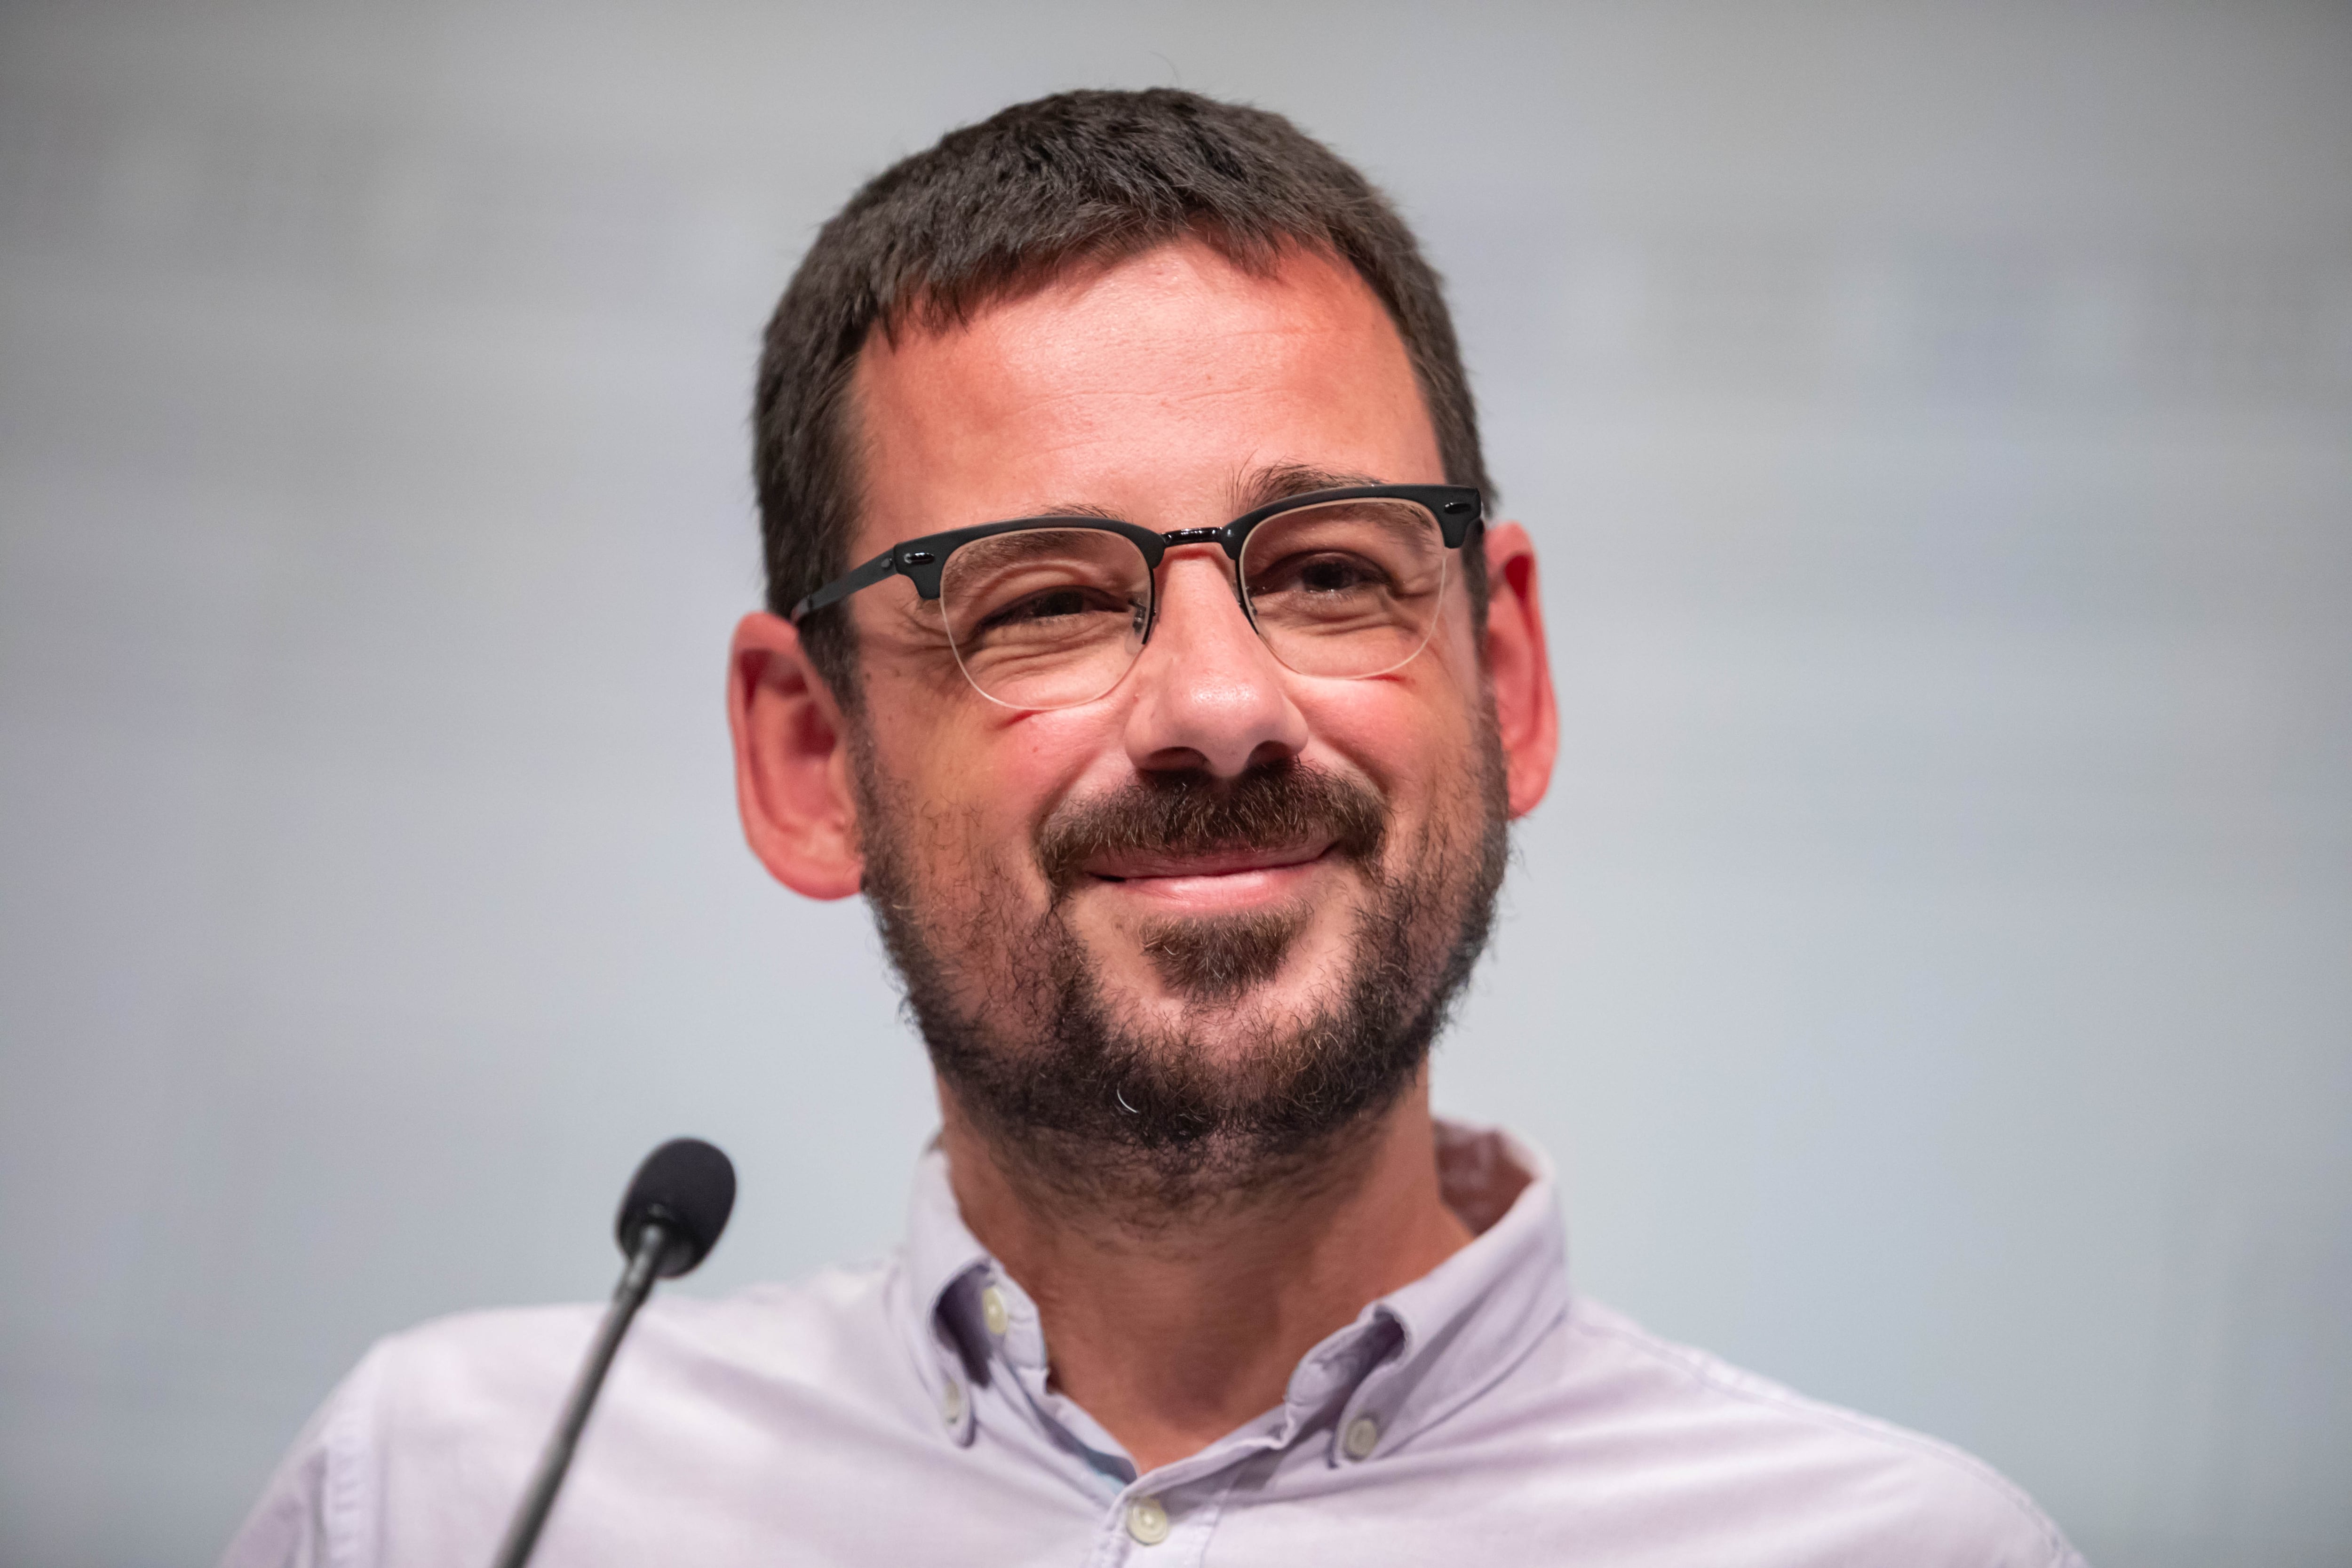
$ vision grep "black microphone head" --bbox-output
[616,1138,736,1278]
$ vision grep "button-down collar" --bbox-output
[897,1120,1570,1485]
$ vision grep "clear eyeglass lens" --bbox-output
[1240,498,1448,678]
[938,527,1153,709]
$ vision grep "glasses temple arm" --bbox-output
[788,548,902,623]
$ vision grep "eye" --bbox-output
[1253,549,1395,598]
[1295,555,1384,594]
[978,584,1132,630]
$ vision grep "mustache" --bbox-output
[1035,759,1389,894]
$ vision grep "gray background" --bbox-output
[3,2,2348,1563]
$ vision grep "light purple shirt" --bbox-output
[224,1123,2082,1567]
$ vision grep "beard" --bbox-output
[854,729,1510,1215]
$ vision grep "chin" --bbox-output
[1116,925,1354,1027]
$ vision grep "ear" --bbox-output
[727,612,865,899]
[1479,522,1559,819]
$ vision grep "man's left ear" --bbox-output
[1478,522,1558,818]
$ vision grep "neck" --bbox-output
[938,1071,1474,1474]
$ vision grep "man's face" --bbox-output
[832,238,1510,1197]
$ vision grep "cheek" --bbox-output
[872,698,1122,885]
[1298,658,1483,804]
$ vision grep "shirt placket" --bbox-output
[1082,1465,1249,1568]
[971,1266,1374,1565]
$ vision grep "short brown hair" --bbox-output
[752,88,1493,702]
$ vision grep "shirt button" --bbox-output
[1126,1496,1170,1545]
[1343,1415,1380,1459]
[981,1284,1009,1337]
[940,1378,965,1425]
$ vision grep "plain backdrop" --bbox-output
[2,2,2348,1564]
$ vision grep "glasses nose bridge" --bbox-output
[1156,524,1233,552]
[1143,523,1244,604]
[1137,525,1260,658]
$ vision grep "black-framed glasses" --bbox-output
[790,484,1482,711]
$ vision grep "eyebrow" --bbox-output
[1235,462,1385,513]
[1012,463,1388,529]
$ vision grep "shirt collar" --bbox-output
[1320,1121,1567,1464]
[897,1119,1569,1465]
[901,1139,992,1445]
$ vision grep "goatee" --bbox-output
[857,741,1510,1216]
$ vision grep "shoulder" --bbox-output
[222,1259,916,1568]
[393,1255,901,1396]
[368,1256,927,1467]
[347,1257,892,1418]
[1516,1295,2083,1568]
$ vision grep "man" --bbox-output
[227,89,2082,1566]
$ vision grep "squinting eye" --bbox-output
[979,585,1131,629]
[1004,589,1089,621]
[1257,553,1389,596]
[1299,558,1377,592]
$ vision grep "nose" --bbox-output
[1120,548,1310,779]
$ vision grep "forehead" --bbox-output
[847,238,1442,545]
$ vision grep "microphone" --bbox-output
[489,1138,737,1568]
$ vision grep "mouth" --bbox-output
[1079,841,1337,911]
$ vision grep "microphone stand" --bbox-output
[488,1221,674,1568]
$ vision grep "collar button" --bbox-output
[1126,1496,1170,1545]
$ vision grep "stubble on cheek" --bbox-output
[855,745,1059,1039]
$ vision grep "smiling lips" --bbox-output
[1081,841,1336,907]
